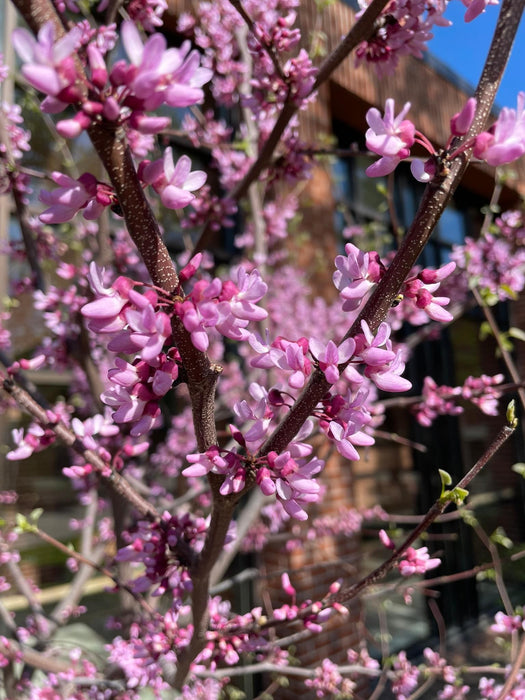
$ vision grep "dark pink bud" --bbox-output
[179,253,203,283]
[82,100,104,116]
[87,44,108,89]
[102,96,121,121]
[109,60,131,86]
[136,160,151,181]
[57,84,84,104]
[473,131,494,159]
[416,289,433,308]
[451,97,476,136]
[56,112,92,138]
[268,388,285,406]
[78,173,98,195]
[229,424,246,447]
[220,280,237,301]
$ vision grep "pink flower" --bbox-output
[490,611,523,634]
[365,99,415,176]
[118,21,211,110]
[81,263,132,333]
[333,243,381,311]
[12,21,81,101]
[462,0,499,23]
[39,172,112,223]
[309,338,356,384]
[356,321,412,393]
[141,150,206,210]
[398,546,441,576]
[474,92,525,166]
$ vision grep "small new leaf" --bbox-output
[450,486,469,505]
[30,508,43,523]
[511,462,525,478]
[491,526,513,549]
[507,400,518,429]
[438,469,452,498]
[508,327,525,343]
[15,513,37,534]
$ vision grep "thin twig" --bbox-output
[1,375,159,520]
[472,285,525,412]
[32,525,158,618]
[495,633,525,700]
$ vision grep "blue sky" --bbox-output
[429,1,525,109]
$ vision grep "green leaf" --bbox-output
[450,487,469,505]
[479,321,493,340]
[500,284,518,300]
[511,462,525,478]
[15,513,36,534]
[491,527,513,549]
[438,469,452,497]
[508,327,525,342]
[29,508,43,523]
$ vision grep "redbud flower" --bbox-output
[490,610,523,634]
[365,99,415,176]
[12,22,81,99]
[309,337,356,384]
[474,92,525,166]
[463,0,499,23]
[141,150,207,210]
[398,546,441,576]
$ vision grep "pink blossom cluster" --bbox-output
[356,0,497,78]
[81,259,268,434]
[365,95,525,182]
[7,418,58,461]
[0,101,32,201]
[116,510,209,596]
[390,650,421,699]
[180,0,246,106]
[413,376,463,427]
[423,648,467,699]
[334,242,457,325]
[81,264,177,436]
[40,149,207,224]
[184,420,323,520]
[15,648,101,698]
[413,373,504,426]
[13,19,212,140]
[355,0,450,78]
[451,230,525,303]
[107,597,291,690]
[490,609,524,634]
[305,658,356,697]
[379,529,441,577]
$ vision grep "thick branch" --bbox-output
[259,0,524,457]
